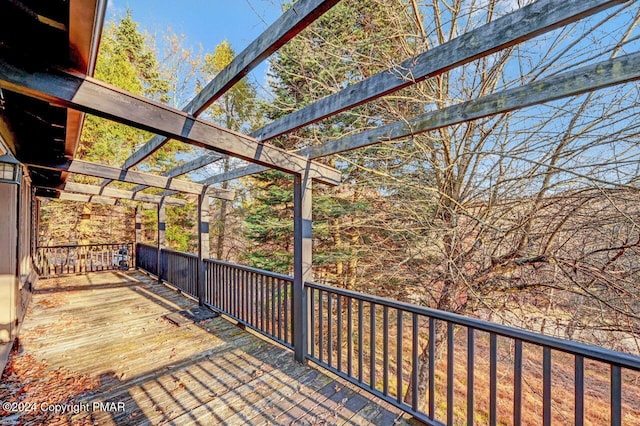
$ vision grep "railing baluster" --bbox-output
[221,265,226,311]
[225,265,230,313]
[235,268,240,317]
[383,305,389,396]
[237,268,241,316]
[271,277,276,337]
[575,355,584,426]
[253,273,257,327]
[260,275,269,331]
[370,303,376,390]
[611,365,621,426]
[397,310,403,405]
[284,279,289,343]
[310,287,315,359]
[447,322,454,426]
[328,293,333,367]
[543,347,551,426]
[277,279,282,340]
[227,265,231,313]
[242,271,251,322]
[412,313,419,411]
[319,289,324,363]
[514,339,523,426]
[337,295,343,372]
[239,269,244,320]
[245,270,249,321]
[467,328,475,426]
[251,274,260,328]
[347,297,353,377]
[429,317,435,418]
[490,333,497,426]
[358,299,364,383]
[289,279,294,344]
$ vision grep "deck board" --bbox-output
[6,271,413,425]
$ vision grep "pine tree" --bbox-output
[243,0,435,289]
[201,40,260,260]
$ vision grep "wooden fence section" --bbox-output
[35,243,133,277]
[135,243,158,276]
[204,258,294,349]
[135,244,640,426]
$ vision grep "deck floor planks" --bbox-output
[13,271,412,425]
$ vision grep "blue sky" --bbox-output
[106,0,283,93]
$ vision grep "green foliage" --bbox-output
[201,40,260,132]
[166,203,197,252]
[243,0,435,288]
[241,171,294,273]
[77,10,170,167]
[200,40,261,261]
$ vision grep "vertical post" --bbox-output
[197,192,210,306]
[293,172,312,363]
[134,206,141,269]
[157,201,165,283]
[31,187,39,256]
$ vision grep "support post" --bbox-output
[134,206,141,269]
[293,172,312,363]
[32,189,39,256]
[157,201,165,283]
[197,192,210,306]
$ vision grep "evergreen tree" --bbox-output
[243,0,435,290]
[200,40,260,260]
[43,11,193,247]
[78,10,171,169]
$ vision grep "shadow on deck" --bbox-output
[3,271,414,425]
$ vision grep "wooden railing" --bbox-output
[204,258,294,349]
[305,282,640,426]
[135,244,640,426]
[36,243,133,277]
[161,248,199,297]
[135,243,158,276]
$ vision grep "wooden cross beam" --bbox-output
[59,192,126,205]
[130,152,223,193]
[0,59,341,186]
[24,158,235,200]
[199,51,640,184]
[119,0,341,171]
[37,184,187,206]
[63,181,188,205]
[250,0,627,142]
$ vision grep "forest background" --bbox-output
[38,0,640,359]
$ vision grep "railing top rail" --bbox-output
[137,243,159,250]
[38,242,133,249]
[161,247,198,258]
[204,257,293,282]
[305,280,640,371]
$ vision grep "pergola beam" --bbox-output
[36,185,186,206]
[0,59,341,186]
[24,158,235,200]
[251,0,627,142]
[130,152,223,193]
[63,181,188,205]
[53,191,150,206]
[200,50,640,185]
[119,0,341,171]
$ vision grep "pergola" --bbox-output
[1,0,639,359]
[1,0,639,423]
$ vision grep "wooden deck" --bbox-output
[6,271,414,425]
